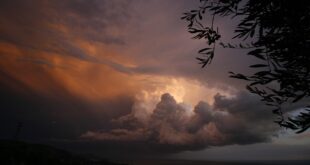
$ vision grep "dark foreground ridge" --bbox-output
[0,140,126,165]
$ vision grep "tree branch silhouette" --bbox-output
[182,0,310,133]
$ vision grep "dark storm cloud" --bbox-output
[0,0,141,143]
[0,0,140,77]
[0,0,129,62]
[81,91,279,154]
[17,58,68,68]
[49,0,130,44]
[1,0,308,160]
[0,70,134,141]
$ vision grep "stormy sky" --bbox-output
[0,0,309,160]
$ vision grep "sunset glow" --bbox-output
[1,0,309,162]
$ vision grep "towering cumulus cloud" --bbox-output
[81,91,278,153]
[3,0,306,159]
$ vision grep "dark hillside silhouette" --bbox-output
[0,140,126,165]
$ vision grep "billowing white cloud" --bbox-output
[81,91,279,153]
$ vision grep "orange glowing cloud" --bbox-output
[1,0,297,156]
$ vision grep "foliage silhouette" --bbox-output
[182,0,310,133]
